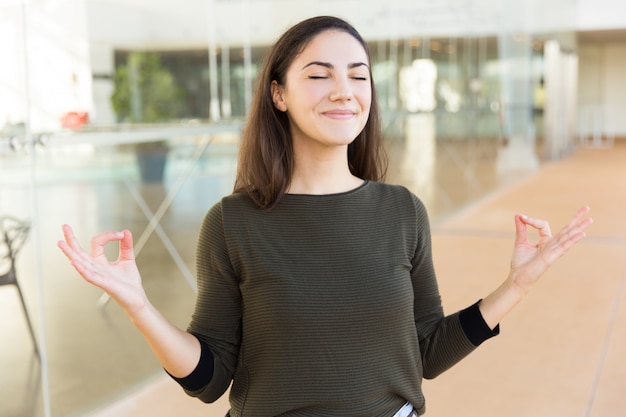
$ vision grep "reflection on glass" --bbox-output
[112,52,184,123]
[401,114,436,201]
[399,59,437,113]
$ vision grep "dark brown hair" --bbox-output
[233,15,387,209]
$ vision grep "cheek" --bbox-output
[357,87,372,112]
[304,83,329,103]
[287,84,325,111]
[354,81,372,101]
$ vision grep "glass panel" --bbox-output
[38,128,239,416]
[0,2,47,417]
[3,1,241,416]
[383,32,509,219]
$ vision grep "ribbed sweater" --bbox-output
[172,181,498,416]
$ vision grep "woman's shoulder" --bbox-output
[214,191,258,215]
[202,191,255,220]
[367,181,425,208]
[221,190,252,204]
[199,192,260,239]
[367,181,409,194]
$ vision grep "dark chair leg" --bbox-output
[1,216,38,357]
[13,275,40,358]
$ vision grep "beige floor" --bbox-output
[86,140,626,417]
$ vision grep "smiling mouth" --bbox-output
[323,110,356,119]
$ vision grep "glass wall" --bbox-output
[0,3,43,417]
[0,1,577,416]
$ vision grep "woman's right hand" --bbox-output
[58,224,148,316]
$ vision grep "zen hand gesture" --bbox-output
[509,205,593,293]
[57,224,148,316]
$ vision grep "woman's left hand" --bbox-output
[509,205,593,294]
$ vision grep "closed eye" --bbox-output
[308,75,328,79]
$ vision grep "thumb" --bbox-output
[514,214,528,245]
[118,230,136,260]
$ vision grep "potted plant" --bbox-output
[111,51,183,183]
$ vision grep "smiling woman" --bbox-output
[269,29,373,195]
[235,16,386,210]
[57,15,592,417]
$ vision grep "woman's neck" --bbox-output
[288,149,363,195]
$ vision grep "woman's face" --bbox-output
[271,30,372,152]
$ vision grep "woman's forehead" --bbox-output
[294,30,369,65]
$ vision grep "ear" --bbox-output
[271,80,287,112]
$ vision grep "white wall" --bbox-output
[603,43,626,135]
[83,0,582,49]
[0,1,92,133]
[578,42,626,137]
[0,6,26,132]
[577,0,626,30]
[577,0,626,137]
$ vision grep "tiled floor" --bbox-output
[424,142,626,417]
[1,136,625,417]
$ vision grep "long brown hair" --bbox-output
[233,15,387,209]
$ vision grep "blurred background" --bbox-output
[0,1,624,416]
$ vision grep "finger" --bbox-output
[519,214,552,238]
[57,238,102,283]
[57,239,77,262]
[59,224,87,261]
[543,228,588,265]
[554,217,592,248]
[553,206,593,242]
[559,218,592,241]
[514,214,529,245]
[90,230,125,258]
[67,254,107,287]
[572,205,591,219]
[564,205,593,232]
[118,230,135,261]
[543,208,592,263]
[61,224,83,251]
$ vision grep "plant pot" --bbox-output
[136,149,168,183]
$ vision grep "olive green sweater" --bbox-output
[172,181,498,416]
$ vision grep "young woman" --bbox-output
[58,16,592,417]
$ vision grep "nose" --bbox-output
[329,77,353,101]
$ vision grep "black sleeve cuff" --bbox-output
[459,299,500,346]
[165,336,215,391]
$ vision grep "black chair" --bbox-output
[0,216,38,356]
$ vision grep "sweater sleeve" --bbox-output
[408,193,498,379]
[167,201,241,403]
[166,337,214,391]
[459,300,500,346]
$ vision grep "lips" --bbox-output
[322,109,356,119]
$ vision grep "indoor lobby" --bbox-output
[1,1,625,417]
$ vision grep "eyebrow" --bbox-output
[301,61,370,70]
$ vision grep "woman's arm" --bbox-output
[57,224,200,378]
[479,206,593,329]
